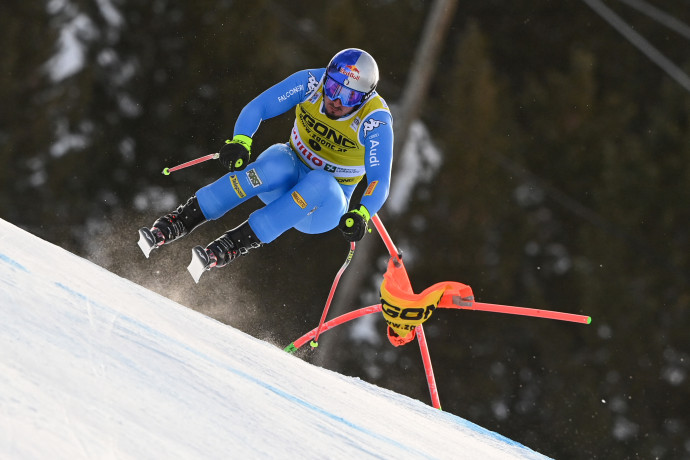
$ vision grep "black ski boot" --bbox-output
[137,196,206,258]
[187,221,263,283]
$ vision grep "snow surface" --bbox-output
[0,218,551,459]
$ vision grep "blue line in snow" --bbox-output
[55,282,89,301]
[0,254,29,272]
[438,410,539,452]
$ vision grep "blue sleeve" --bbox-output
[358,108,394,216]
[233,68,325,137]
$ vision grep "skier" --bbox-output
[137,48,394,282]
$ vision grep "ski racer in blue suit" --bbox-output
[138,48,394,278]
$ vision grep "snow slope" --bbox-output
[0,218,550,459]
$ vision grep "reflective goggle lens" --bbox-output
[324,76,365,107]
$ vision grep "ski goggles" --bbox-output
[323,76,366,107]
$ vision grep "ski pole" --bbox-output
[310,241,356,348]
[162,153,219,175]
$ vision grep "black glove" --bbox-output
[338,205,370,242]
[218,134,252,171]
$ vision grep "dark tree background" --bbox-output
[2,1,689,458]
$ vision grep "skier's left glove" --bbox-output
[338,205,370,242]
[218,134,252,172]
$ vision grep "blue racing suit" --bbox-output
[195,68,394,243]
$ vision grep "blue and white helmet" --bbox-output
[324,48,379,107]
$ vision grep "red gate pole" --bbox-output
[416,324,441,409]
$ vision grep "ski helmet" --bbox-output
[324,48,379,107]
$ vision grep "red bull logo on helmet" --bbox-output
[339,65,360,81]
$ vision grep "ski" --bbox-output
[137,227,161,259]
[187,245,215,283]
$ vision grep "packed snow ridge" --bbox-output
[0,218,550,459]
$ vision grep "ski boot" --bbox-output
[137,196,206,258]
[187,221,262,283]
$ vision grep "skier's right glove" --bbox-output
[218,134,252,172]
